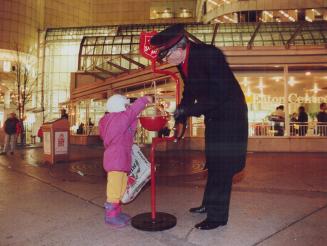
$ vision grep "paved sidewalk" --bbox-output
[0,145,326,246]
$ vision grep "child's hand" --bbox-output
[145,95,154,104]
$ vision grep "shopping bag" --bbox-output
[121,144,151,203]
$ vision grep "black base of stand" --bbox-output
[131,212,177,231]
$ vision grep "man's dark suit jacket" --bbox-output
[178,42,248,174]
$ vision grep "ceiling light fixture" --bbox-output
[305,16,313,22]
[257,79,266,90]
[288,76,297,86]
[272,76,282,82]
[246,87,252,96]
[242,77,249,87]
[312,83,321,94]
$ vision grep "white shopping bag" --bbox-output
[121,144,151,204]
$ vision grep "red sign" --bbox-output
[139,31,158,61]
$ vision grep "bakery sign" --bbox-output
[252,93,327,104]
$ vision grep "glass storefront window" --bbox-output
[71,99,106,135]
[88,99,106,135]
[288,65,327,136]
[191,116,205,137]
[74,100,87,135]
[235,66,285,136]
[44,41,80,120]
[41,22,327,142]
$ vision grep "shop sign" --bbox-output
[288,93,327,103]
[253,94,285,104]
[54,132,68,155]
[252,93,327,104]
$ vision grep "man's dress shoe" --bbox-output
[189,206,206,213]
[195,218,227,230]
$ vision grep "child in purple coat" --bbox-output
[99,94,152,227]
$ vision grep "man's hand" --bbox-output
[173,105,187,124]
[173,121,187,141]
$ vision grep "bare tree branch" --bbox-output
[14,46,38,121]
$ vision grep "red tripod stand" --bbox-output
[131,31,183,231]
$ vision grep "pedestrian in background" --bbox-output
[60,108,68,119]
[0,112,20,155]
[317,102,327,136]
[297,106,308,136]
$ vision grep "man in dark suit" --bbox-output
[150,24,248,230]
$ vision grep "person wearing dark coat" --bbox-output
[317,102,327,136]
[1,112,20,155]
[297,106,308,136]
[150,24,248,230]
[60,108,69,119]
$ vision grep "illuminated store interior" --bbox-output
[69,21,326,142]
[0,2,326,145]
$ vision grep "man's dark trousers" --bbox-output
[201,117,246,222]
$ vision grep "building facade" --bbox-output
[0,0,326,149]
